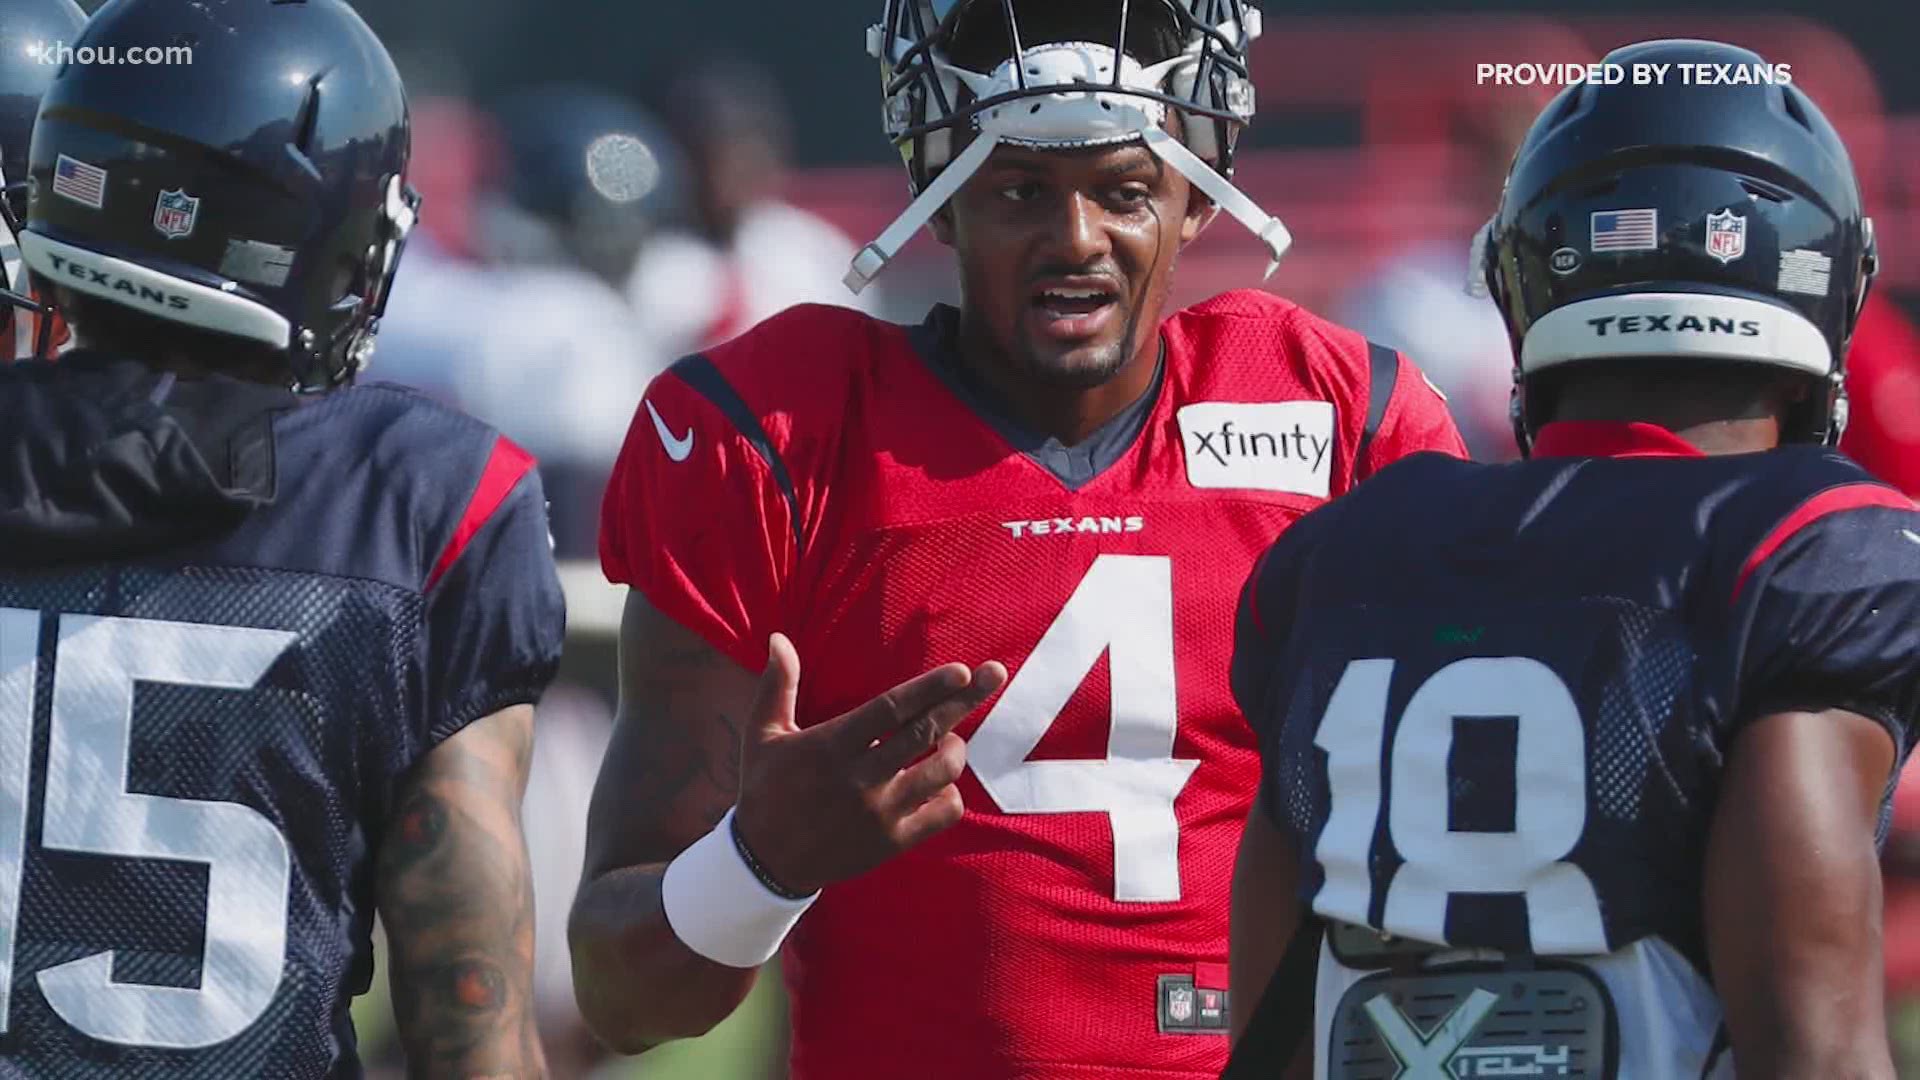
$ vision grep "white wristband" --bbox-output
[661,807,819,968]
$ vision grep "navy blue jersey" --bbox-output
[0,356,565,1077]
[1231,419,1920,1078]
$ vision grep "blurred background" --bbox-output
[76,0,1920,1075]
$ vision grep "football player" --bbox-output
[0,1,563,1075]
[0,0,79,360]
[570,1,1465,1076]
[1227,38,1912,1080]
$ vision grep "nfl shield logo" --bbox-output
[1168,987,1194,1023]
[1705,209,1746,264]
[153,189,199,239]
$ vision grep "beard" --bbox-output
[1008,300,1145,389]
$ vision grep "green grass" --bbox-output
[349,943,788,1079]
[605,966,786,1079]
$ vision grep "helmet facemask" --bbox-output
[0,161,63,361]
[315,173,422,390]
[851,0,1286,294]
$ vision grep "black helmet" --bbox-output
[1480,39,1876,453]
[21,0,419,390]
[0,0,84,358]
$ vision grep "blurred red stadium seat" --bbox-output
[786,16,1914,312]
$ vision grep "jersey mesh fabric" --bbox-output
[0,379,563,1078]
[0,566,413,1078]
[601,295,1466,1079]
[1238,442,1920,1075]
[1588,602,1698,825]
[786,499,1269,1078]
[1263,594,1704,955]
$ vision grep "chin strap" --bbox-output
[1140,126,1290,279]
[844,132,1002,295]
[849,30,1290,296]
[843,124,1291,294]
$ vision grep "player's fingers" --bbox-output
[881,732,967,814]
[922,659,1006,741]
[746,633,803,741]
[818,661,972,755]
[962,661,1008,713]
[860,661,1007,778]
[890,783,967,851]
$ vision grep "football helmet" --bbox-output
[481,85,686,287]
[0,0,83,360]
[1478,39,1876,452]
[849,0,1287,293]
[21,0,417,390]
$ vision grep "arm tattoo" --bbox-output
[598,598,752,856]
[569,594,767,1048]
[377,706,545,1079]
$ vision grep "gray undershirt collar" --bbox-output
[906,304,1165,491]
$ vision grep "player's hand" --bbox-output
[732,632,1008,897]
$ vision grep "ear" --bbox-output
[928,203,956,247]
[1180,188,1218,246]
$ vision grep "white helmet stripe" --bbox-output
[20,231,291,347]
[1520,292,1832,377]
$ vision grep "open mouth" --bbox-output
[1032,283,1119,320]
[1028,279,1123,343]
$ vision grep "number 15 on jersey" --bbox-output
[0,610,294,1049]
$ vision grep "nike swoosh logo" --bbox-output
[1903,528,1920,546]
[646,399,694,462]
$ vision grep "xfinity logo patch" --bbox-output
[1586,313,1759,337]
[1177,401,1334,497]
[45,251,190,313]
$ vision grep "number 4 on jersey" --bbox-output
[968,555,1199,903]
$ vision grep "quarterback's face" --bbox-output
[939,139,1206,388]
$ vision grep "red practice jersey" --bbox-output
[601,291,1466,1079]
